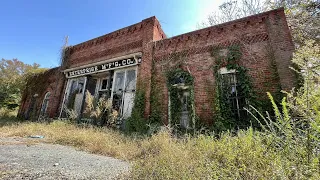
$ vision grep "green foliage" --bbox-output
[1,117,319,179]
[166,68,196,130]
[60,46,72,69]
[226,45,242,66]
[211,45,257,132]
[166,68,194,86]
[246,38,320,175]
[131,129,320,179]
[292,40,320,82]
[247,92,320,178]
[265,44,283,104]
[0,108,18,119]
[0,109,22,127]
[271,0,320,46]
[125,88,148,134]
[0,59,46,109]
[149,62,162,125]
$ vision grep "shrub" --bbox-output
[83,90,118,127]
[0,120,319,179]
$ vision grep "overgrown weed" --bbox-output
[0,120,319,179]
[0,108,22,126]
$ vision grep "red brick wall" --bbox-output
[18,68,65,119]
[136,17,165,117]
[19,8,294,125]
[65,17,161,69]
[151,8,295,124]
[63,16,166,118]
[264,9,295,91]
[19,16,166,120]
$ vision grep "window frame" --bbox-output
[40,92,51,116]
[219,67,246,119]
[99,78,109,91]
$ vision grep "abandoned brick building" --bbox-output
[18,8,295,128]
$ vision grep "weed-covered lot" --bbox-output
[0,120,319,179]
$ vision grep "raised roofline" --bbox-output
[155,7,285,42]
[72,16,158,49]
[70,7,285,50]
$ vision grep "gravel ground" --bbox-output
[0,137,130,180]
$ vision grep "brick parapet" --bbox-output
[19,8,295,125]
[151,8,294,123]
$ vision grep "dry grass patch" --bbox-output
[0,121,319,179]
[0,121,141,161]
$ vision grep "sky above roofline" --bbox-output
[0,0,223,68]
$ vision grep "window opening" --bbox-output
[86,77,97,96]
[112,71,125,114]
[125,69,136,92]
[220,68,246,119]
[60,77,87,118]
[111,67,137,118]
[40,92,50,116]
[101,79,108,90]
[169,71,193,129]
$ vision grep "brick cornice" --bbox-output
[70,17,156,53]
[69,40,143,67]
[153,8,284,52]
[154,33,269,62]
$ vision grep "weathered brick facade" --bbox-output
[19,8,295,125]
[18,67,65,120]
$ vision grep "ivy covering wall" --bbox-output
[131,44,282,133]
[166,68,196,130]
[211,45,258,131]
[125,81,148,133]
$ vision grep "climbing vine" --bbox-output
[166,67,196,130]
[60,45,72,69]
[211,45,258,131]
[125,81,148,134]
[20,68,57,121]
[257,44,285,114]
[149,61,163,125]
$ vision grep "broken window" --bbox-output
[60,77,87,118]
[97,73,112,99]
[111,68,137,118]
[220,68,246,119]
[40,92,50,116]
[101,79,108,90]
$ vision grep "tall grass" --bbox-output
[0,120,319,179]
[0,121,140,160]
[0,108,22,126]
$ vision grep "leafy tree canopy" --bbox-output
[200,0,319,46]
[0,58,46,109]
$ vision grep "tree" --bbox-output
[200,0,319,47]
[267,0,320,46]
[0,59,46,109]
[199,0,267,27]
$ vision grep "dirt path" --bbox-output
[0,137,130,179]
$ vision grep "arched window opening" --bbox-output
[167,68,195,129]
[40,92,51,116]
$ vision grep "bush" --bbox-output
[0,108,22,126]
[131,129,319,179]
[1,120,319,179]
[125,89,148,134]
[0,108,17,118]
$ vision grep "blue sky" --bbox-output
[0,0,223,68]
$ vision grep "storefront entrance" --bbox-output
[60,66,137,122]
[112,67,137,119]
